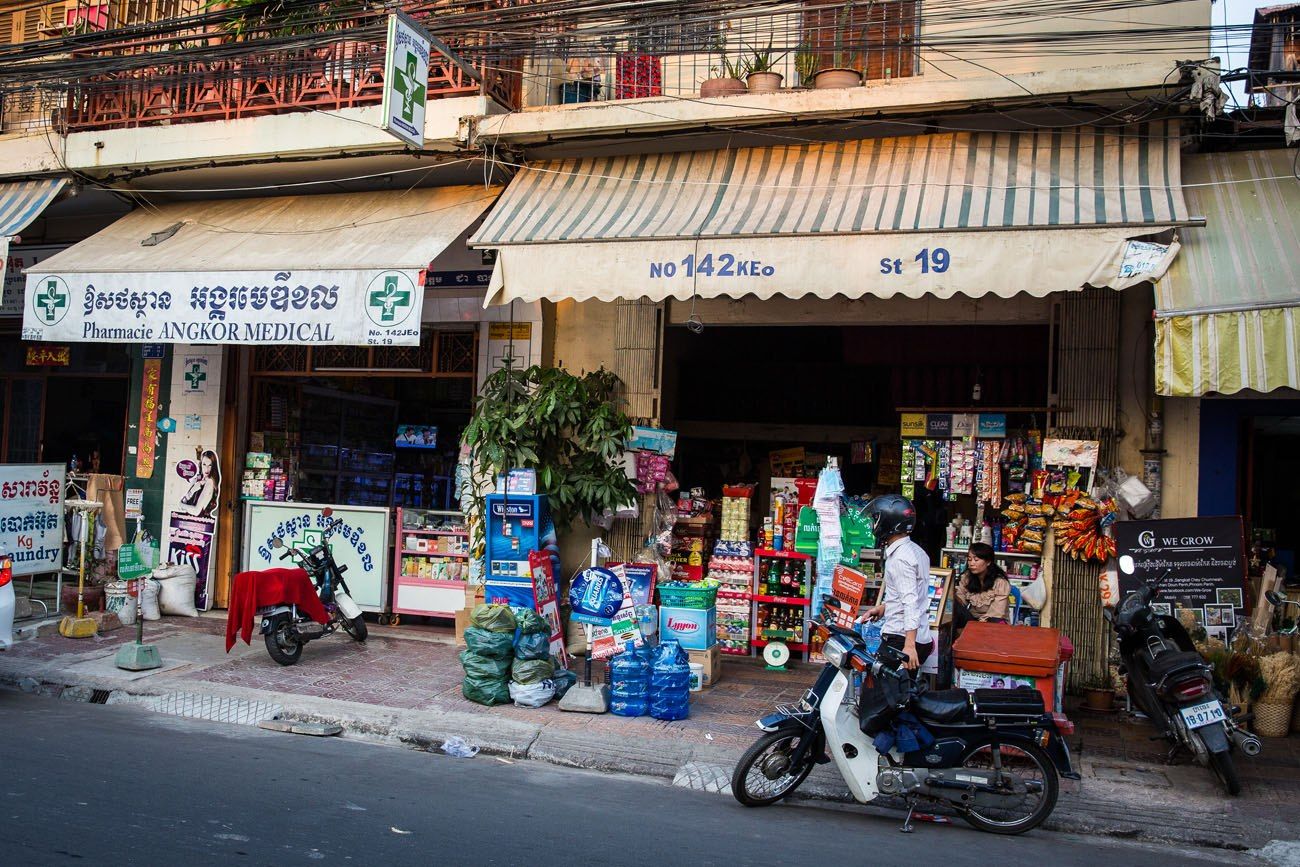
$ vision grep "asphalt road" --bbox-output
[0,689,1258,866]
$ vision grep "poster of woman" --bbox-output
[168,448,221,610]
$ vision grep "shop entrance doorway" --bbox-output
[0,337,130,471]
[1245,415,1300,577]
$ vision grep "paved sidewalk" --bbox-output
[2,613,1296,855]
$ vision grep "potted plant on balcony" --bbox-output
[794,46,819,89]
[813,2,863,90]
[741,41,787,94]
[700,39,746,99]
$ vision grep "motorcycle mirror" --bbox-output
[322,507,333,518]
[1118,554,1136,576]
[1267,590,1285,606]
[271,538,284,549]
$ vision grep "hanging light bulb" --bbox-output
[972,382,982,402]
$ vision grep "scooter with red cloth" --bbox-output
[227,509,367,666]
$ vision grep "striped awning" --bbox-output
[0,178,67,305]
[472,123,1189,305]
[1155,149,1300,396]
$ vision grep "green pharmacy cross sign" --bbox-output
[185,362,207,390]
[35,278,68,324]
[381,12,432,149]
[369,276,412,324]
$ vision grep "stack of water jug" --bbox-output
[609,640,690,720]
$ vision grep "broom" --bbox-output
[58,499,103,639]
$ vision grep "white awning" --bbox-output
[471,123,1189,306]
[23,185,500,346]
[1154,149,1300,396]
[0,178,67,306]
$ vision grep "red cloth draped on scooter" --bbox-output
[225,567,329,651]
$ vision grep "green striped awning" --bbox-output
[1155,149,1300,396]
[474,122,1187,245]
[472,123,1189,306]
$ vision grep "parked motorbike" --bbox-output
[261,511,367,666]
[732,622,1078,835]
[1109,555,1259,796]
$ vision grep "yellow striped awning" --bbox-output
[473,123,1190,306]
[1155,149,1300,396]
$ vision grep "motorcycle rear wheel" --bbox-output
[342,613,368,643]
[1209,750,1241,796]
[958,740,1059,835]
[265,625,303,666]
[732,728,816,807]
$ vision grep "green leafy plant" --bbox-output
[204,0,329,39]
[461,364,637,527]
[794,45,819,86]
[739,40,787,76]
[830,1,859,71]
[708,35,745,80]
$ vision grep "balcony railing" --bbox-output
[62,34,517,132]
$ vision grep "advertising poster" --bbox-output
[168,448,222,609]
[0,464,64,575]
[528,550,569,669]
[1114,516,1247,631]
[243,501,391,612]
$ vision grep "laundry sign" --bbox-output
[380,12,431,149]
[21,269,426,346]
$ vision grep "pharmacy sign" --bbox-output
[381,12,431,149]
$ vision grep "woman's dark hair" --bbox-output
[965,542,1006,593]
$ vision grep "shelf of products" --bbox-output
[392,508,469,618]
[750,550,814,661]
[708,539,753,653]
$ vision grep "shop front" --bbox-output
[21,184,506,614]
[470,122,1190,684]
[1154,147,1300,581]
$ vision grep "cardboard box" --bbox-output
[688,644,723,687]
[454,608,471,648]
[660,605,717,651]
[465,583,485,610]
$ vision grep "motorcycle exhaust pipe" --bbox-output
[1231,730,1262,757]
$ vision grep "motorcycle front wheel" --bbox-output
[731,727,816,807]
[341,613,367,643]
[265,625,303,666]
[958,740,1060,835]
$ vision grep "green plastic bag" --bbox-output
[460,650,511,706]
[514,631,552,661]
[470,603,517,633]
[513,607,550,635]
[511,656,556,685]
[465,626,515,659]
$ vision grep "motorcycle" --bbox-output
[261,511,367,666]
[1108,554,1260,796]
[732,622,1078,835]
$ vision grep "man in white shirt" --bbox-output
[858,494,934,671]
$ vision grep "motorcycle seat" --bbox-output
[1146,650,1205,684]
[914,688,971,724]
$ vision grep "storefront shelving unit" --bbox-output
[750,548,813,661]
[392,507,469,621]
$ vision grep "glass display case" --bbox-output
[392,507,470,620]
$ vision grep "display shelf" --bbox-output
[754,548,812,560]
[752,638,810,651]
[717,589,751,600]
[720,646,751,656]
[752,594,811,605]
[392,506,468,619]
[402,528,469,537]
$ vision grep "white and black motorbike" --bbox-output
[732,623,1078,835]
[261,513,367,666]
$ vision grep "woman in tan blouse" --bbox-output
[955,542,1012,627]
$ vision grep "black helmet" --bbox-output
[864,494,916,546]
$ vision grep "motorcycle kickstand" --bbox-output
[900,799,918,834]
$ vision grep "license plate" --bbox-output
[1180,699,1226,728]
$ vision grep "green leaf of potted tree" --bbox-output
[700,37,747,99]
[741,40,787,94]
[813,2,863,90]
